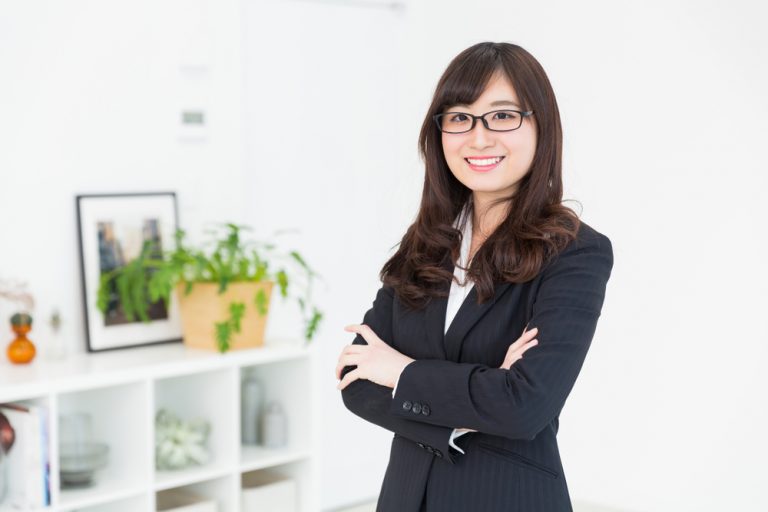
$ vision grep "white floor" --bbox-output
[329,500,376,512]
[330,499,636,512]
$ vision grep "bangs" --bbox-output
[436,48,502,111]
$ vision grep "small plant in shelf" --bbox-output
[96,223,324,353]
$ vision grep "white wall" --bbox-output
[241,1,766,510]
[2,1,766,511]
[239,0,409,507]
[0,0,247,354]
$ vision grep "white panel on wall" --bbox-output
[240,0,407,509]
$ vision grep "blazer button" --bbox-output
[402,400,412,411]
[434,450,443,458]
[421,404,430,416]
[426,446,434,453]
[417,442,425,449]
[412,402,422,414]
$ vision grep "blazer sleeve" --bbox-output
[388,232,614,441]
[339,284,466,464]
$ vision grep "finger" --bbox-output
[345,324,377,345]
[336,345,360,366]
[340,344,363,355]
[335,353,362,379]
[505,338,538,361]
[337,368,360,390]
[522,325,538,336]
[520,339,538,353]
[506,329,538,353]
[501,353,522,369]
[504,339,539,365]
[502,339,538,369]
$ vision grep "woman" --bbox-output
[335,41,614,512]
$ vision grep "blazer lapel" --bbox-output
[424,264,513,362]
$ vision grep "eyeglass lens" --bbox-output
[437,110,523,133]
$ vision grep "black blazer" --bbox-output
[340,221,614,512]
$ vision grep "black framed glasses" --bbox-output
[433,109,534,134]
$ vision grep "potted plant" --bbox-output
[96,223,323,353]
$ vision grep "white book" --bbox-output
[37,407,50,506]
[0,404,46,510]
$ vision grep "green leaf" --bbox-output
[116,273,134,321]
[305,308,323,341]
[97,273,111,314]
[215,321,231,353]
[229,301,245,332]
[254,289,268,316]
[276,269,288,298]
[290,251,309,271]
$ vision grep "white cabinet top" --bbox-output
[0,338,314,402]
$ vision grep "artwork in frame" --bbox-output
[76,192,182,352]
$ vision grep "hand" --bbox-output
[335,324,415,391]
[501,325,539,370]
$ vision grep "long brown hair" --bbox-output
[381,42,581,311]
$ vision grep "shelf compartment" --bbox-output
[57,381,150,510]
[153,368,237,489]
[241,460,310,512]
[238,358,312,462]
[156,475,235,512]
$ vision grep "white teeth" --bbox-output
[466,157,502,166]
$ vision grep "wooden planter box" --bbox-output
[176,281,274,351]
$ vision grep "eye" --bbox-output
[447,113,470,123]
[493,110,520,120]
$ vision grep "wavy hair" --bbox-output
[381,42,581,311]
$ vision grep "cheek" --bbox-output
[441,135,463,160]
[506,132,536,161]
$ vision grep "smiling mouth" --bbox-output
[465,156,505,166]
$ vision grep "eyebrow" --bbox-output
[450,100,521,109]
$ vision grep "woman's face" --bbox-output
[441,72,537,203]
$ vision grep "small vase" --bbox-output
[7,313,36,364]
[45,309,66,361]
[241,373,264,445]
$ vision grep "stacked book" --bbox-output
[0,402,50,509]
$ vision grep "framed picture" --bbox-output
[76,192,182,352]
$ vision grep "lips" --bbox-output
[465,156,505,166]
[465,156,505,172]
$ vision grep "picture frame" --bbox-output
[76,192,182,352]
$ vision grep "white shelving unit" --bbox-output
[0,338,321,512]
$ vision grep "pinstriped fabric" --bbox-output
[376,436,434,511]
[342,221,613,511]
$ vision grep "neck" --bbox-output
[471,193,510,239]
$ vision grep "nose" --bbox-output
[469,119,493,148]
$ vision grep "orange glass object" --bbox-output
[7,323,36,364]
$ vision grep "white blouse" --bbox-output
[391,202,475,455]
